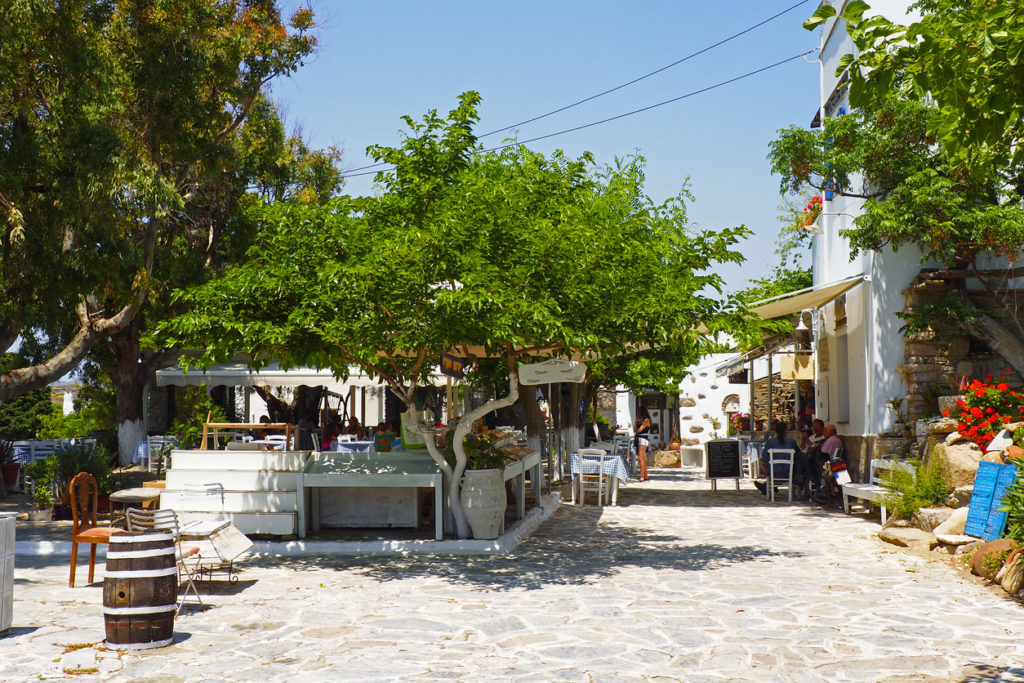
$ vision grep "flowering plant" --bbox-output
[799,195,822,228]
[728,412,750,435]
[946,372,1024,450]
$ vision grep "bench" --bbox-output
[842,458,915,524]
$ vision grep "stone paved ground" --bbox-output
[3,468,1024,682]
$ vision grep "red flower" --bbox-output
[942,410,950,416]
[971,406,984,417]
[998,383,1010,391]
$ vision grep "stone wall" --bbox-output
[750,375,796,428]
[896,277,1023,421]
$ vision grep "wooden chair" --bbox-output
[69,472,124,587]
[766,449,795,503]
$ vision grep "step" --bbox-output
[160,489,297,513]
[169,450,307,472]
[165,469,298,491]
[177,511,296,536]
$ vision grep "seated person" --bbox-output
[345,416,364,440]
[757,421,809,493]
[820,423,844,464]
[321,423,340,450]
[803,419,827,486]
[373,422,395,452]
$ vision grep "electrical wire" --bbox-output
[340,50,816,180]
[340,0,815,176]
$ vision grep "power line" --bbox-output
[340,50,816,180]
[341,0,814,176]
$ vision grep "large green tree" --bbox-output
[0,0,333,462]
[156,93,752,537]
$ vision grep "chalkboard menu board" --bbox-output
[705,439,742,480]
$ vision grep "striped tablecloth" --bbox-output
[570,452,630,484]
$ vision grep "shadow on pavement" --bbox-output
[248,504,802,592]
[959,662,1024,682]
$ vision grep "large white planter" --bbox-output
[1,511,15,634]
[461,469,506,540]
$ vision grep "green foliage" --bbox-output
[23,457,56,507]
[168,386,227,449]
[443,431,507,471]
[895,292,981,342]
[1003,456,1024,544]
[882,457,950,520]
[0,385,51,440]
[53,442,115,498]
[155,93,753,405]
[36,406,105,441]
[842,1,1024,177]
[0,439,14,464]
[0,0,325,400]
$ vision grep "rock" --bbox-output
[1000,549,1024,594]
[932,440,983,488]
[934,533,978,547]
[679,398,696,408]
[981,451,1006,464]
[882,516,911,530]
[945,486,974,509]
[937,395,961,415]
[914,506,953,533]
[926,417,959,435]
[679,438,699,446]
[681,415,692,420]
[879,526,934,552]
[654,450,680,467]
[933,507,969,536]
[986,429,1014,453]
[971,538,1020,579]
[1006,444,1024,463]
[689,426,704,433]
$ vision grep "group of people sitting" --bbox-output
[755,419,844,497]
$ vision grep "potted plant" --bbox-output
[446,431,507,540]
[22,456,56,520]
[0,440,19,490]
[886,397,909,435]
[50,442,115,519]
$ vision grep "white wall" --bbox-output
[676,354,751,446]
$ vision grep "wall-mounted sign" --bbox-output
[439,353,465,379]
[780,354,814,380]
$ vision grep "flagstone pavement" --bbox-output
[3,468,1024,682]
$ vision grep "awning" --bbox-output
[154,362,384,388]
[748,274,868,321]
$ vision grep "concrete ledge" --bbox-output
[14,492,561,558]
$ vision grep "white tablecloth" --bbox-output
[333,440,374,453]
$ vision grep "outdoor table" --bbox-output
[298,452,444,540]
[570,452,630,505]
[333,440,374,453]
[109,487,162,525]
[501,450,542,520]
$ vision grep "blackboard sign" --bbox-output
[705,439,742,480]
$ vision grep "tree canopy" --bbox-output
[156,93,753,535]
[0,0,319,401]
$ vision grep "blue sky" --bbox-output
[270,1,822,293]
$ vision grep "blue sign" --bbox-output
[965,461,1018,541]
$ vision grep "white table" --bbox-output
[333,440,374,453]
[298,452,444,540]
[570,452,630,505]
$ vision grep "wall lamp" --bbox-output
[804,211,857,235]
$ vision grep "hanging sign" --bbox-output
[439,353,465,379]
[518,358,587,385]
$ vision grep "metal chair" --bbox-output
[126,508,204,614]
[766,449,796,503]
[69,472,125,586]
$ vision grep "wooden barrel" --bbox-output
[102,531,177,649]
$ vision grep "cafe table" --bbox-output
[570,452,630,505]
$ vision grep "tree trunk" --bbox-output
[253,386,294,423]
[521,379,543,461]
[113,324,148,466]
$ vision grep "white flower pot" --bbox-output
[461,469,506,540]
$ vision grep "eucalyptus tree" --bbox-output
[0,0,327,462]
[157,93,751,537]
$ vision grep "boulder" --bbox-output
[971,538,1020,579]
[945,486,974,509]
[982,451,1006,464]
[1006,444,1024,463]
[999,549,1024,594]
[933,506,969,537]
[679,438,699,446]
[913,506,954,533]
[926,417,959,435]
[654,450,680,467]
[879,526,934,552]
[932,440,983,488]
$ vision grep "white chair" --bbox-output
[338,434,355,443]
[126,507,204,615]
[577,448,610,506]
[766,449,795,503]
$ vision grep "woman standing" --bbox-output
[634,405,652,481]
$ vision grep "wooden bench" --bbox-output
[842,458,915,524]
